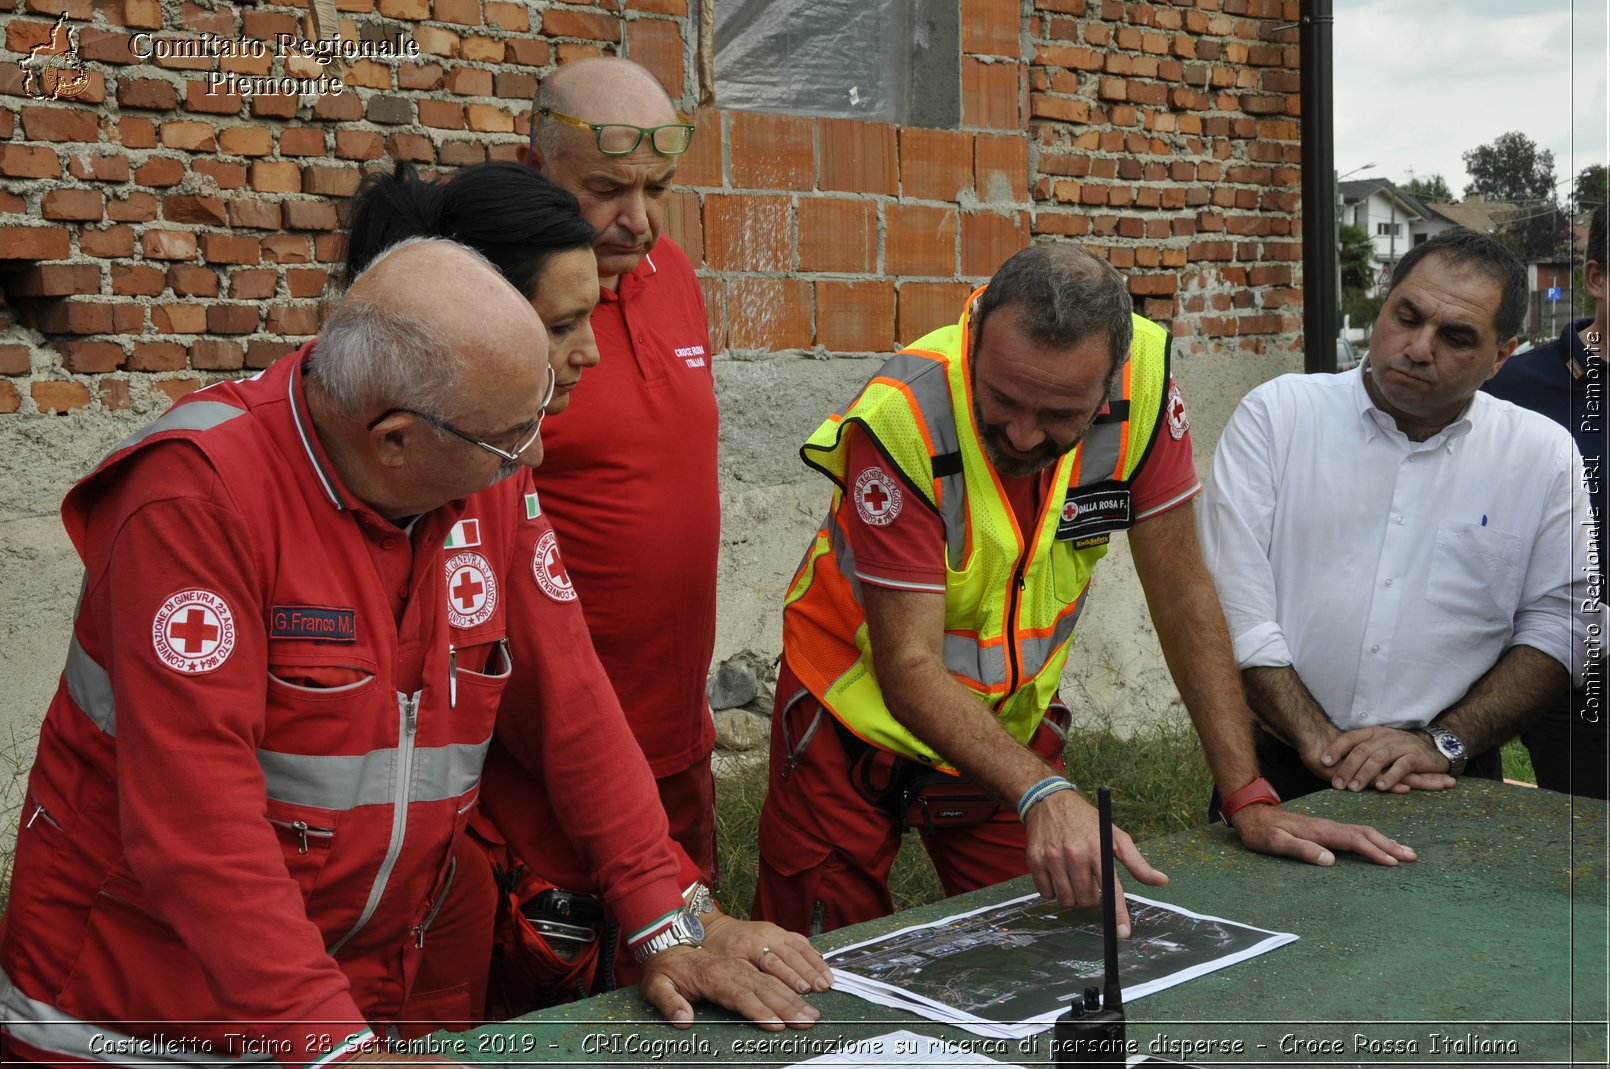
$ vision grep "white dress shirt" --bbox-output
[1198,365,1592,731]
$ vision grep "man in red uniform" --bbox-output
[755,245,1419,936]
[0,240,819,1066]
[520,58,722,880]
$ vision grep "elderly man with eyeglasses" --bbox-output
[510,60,725,896]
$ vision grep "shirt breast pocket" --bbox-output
[1424,519,1525,625]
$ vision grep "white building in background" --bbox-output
[1337,178,1457,289]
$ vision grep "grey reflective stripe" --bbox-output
[823,511,866,606]
[92,400,245,472]
[0,965,268,1065]
[873,353,968,567]
[1075,418,1124,486]
[259,738,489,811]
[942,633,1008,687]
[65,634,117,737]
[1018,602,1086,679]
[329,690,420,956]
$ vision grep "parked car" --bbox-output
[1336,337,1361,371]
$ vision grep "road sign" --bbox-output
[1547,286,1562,302]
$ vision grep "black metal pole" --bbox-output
[1300,0,1336,374]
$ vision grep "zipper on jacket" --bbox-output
[268,816,335,854]
[999,559,1029,705]
[412,857,457,949]
[329,689,421,956]
[25,801,61,831]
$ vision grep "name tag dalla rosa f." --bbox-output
[1056,487,1132,548]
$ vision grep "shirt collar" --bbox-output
[597,248,659,305]
[1354,356,1475,448]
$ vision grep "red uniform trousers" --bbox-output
[752,663,1068,936]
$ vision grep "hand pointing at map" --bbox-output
[1023,788,1168,937]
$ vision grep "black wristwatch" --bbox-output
[1419,724,1468,776]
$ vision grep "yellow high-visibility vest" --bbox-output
[782,294,1171,771]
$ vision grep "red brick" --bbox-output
[117,77,179,110]
[342,60,393,91]
[974,134,1028,204]
[141,229,198,261]
[32,380,92,413]
[0,381,18,412]
[413,25,462,57]
[81,225,133,257]
[59,340,124,373]
[160,194,225,226]
[504,37,549,66]
[959,210,1028,277]
[303,165,361,197]
[119,117,157,148]
[442,66,486,95]
[463,103,510,133]
[160,119,216,151]
[0,344,30,375]
[167,264,219,297]
[183,79,243,115]
[188,340,244,370]
[207,305,258,335]
[6,263,100,296]
[261,235,312,264]
[41,188,103,221]
[0,226,70,259]
[201,233,259,264]
[434,0,480,22]
[313,234,345,260]
[729,112,813,191]
[886,203,959,277]
[815,279,894,352]
[111,263,164,296]
[20,105,98,142]
[818,118,897,195]
[229,268,278,299]
[493,70,536,100]
[0,144,60,178]
[671,110,722,188]
[702,195,792,272]
[0,191,22,214]
[540,8,618,41]
[724,276,810,350]
[77,30,137,65]
[192,158,245,190]
[962,58,1020,129]
[334,129,384,161]
[246,339,298,368]
[626,17,682,98]
[100,378,130,409]
[896,282,970,342]
[312,92,363,122]
[418,99,465,129]
[66,151,129,182]
[30,300,117,334]
[279,127,328,157]
[386,133,435,163]
[228,197,281,229]
[152,378,202,404]
[129,340,187,371]
[962,0,1021,55]
[276,200,335,232]
[266,304,320,335]
[251,160,302,193]
[134,156,185,186]
[789,199,875,274]
[485,1,529,29]
[251,94,298,120]
[901,127,972,202]
[152,303,206,333]
[378,0,428,17]
[5,19,54,53]
[402,62,448,92]
[285,268,329,298]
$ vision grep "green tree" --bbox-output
[1403,174,1453,202]
[1337,223,1376,293]
[1574,163,1608,213]
[1462,131,1557,202]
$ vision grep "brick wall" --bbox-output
[0,0,1303,417]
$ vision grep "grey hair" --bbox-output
[973,243,1135,374]
[307,236,500,419]
[1388,228,1527,340]
[530,78,571,168]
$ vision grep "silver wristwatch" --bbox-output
[630,908,705,965]
[1420,724,1468,775]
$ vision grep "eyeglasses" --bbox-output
[371,365,556,464]
[536,106,695,157]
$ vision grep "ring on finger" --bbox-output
[757,945,772,965]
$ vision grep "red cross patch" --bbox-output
[852,466,903,528]
[531,530,577,602]
[151,589,236,674]
[445,550,498,629]
[1165,382,1189,440]
[1062,500,1080,522]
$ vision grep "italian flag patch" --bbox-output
[444,518,480,549]
[525,492,542,520]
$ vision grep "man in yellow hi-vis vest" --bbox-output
[753,245,1417,937]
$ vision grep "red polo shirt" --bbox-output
[530,237,719,775]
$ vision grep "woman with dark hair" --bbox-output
[344,160,601,415]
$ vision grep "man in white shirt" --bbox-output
[1198,228,1593,802]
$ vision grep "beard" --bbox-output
[972,395,1082,478]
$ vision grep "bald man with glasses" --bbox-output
[515,58,726,891]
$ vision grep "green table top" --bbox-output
[440,782,1607,1067]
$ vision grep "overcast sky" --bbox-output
[1333,0,1607,200]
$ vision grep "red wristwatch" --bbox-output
[1221,776,1280,823]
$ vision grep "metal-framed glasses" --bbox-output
[536,106,695,157]
[371,365,556,464]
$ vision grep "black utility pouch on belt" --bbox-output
[901,769,1001,831]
